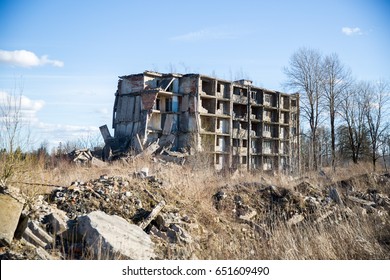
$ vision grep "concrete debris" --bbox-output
[42,208,69,235]
[287,214,305,226]
[213,174,390,238]
[13,213,28,240]
[22,227,48,248]
[35,246,54,260]
[2,171,390,260]
[329,187,343,206]
[347,196,376,207]
[68,149,106,167]
[0,194,24,246]
[99,130,188,166]
[27,220,53,245]
[139,200,166,230]
[76,211,155,260]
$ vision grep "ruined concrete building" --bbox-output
[100,71,299,172]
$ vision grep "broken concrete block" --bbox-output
[239,208,257,221]
[35,247,54,260]
[347,195,376,207]
[0,194,24,246]
[140,167,149,177]
[77,211,155,259]
[91,157,106,167]
[42,208,69,235]
[22,227,47,248]
[287,214,305,226]
[14,213,29,240]
[99,125,113,144]
[139,200,166,230]
[329,187,343,205]
[28,220,53,245]
[170,224,192,244]
[150,226,169,242]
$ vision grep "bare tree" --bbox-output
[284,47,324,170]
[1,87,22,153]
[339,81,370,164]
[379,131,390,172]
[0,80,32,184]
[317,126,331,167]
[364,80,390,171]
[321,53,351,170]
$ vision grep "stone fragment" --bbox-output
[139,200,166,230]
[13,213,29,240]
[329,187,343,205]
[22,228,47,248]
[28,220,53,245]
[0,194,24,246]
[35,247,54,260]
[42,208,69,235]
[77,211,155,259]
[287,214,305,226]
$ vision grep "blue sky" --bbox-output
[1,0,389,150]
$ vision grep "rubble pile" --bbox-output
[213,174,390,232]
[68,149,106,167]
[0,171,196,260]
[1,171,390,260]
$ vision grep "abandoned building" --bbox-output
[100,71,300,172]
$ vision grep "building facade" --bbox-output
[103,71,299,172]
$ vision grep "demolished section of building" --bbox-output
[100,71,299,172]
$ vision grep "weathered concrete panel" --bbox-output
[121,76,144,93]
[179,76,198,94]
[172,96,179,112]
[124,96,135,121]
[115,123,127,138]
[141,92,158,110]
[181,94,189,112]
[0,194,24,246]
[99,125,112,143]
[148,113,162,131]
[77,211,155,259]
[134,96,141,122]
[132,122,140,136]
[125,122,134,137]
[172,114,179,133]
[162,114,174,135]
[180,111,189,132]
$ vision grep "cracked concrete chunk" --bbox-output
[0,194,24,246]
[77,211,155,259]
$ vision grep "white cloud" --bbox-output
[37,122,101,148]
[38,122,98,135]
[95,107,109,115]
[171,27,238,42]
[341,27,362,36]
[0,91,45,123]
[0,49,64,68]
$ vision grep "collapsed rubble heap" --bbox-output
[67,149,105,167]
[1,172,390,260]
[0,171,196,260]
[213,173,390,233]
